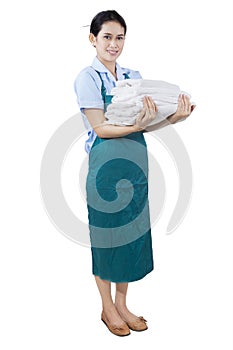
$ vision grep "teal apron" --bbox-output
[86,71,154,283]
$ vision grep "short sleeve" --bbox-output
[74,67,104,111]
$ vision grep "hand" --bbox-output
[135,96,158,130]
[168,94,196,124]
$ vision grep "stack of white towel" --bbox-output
[105,79,195,126]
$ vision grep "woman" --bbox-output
[74,10,193,336]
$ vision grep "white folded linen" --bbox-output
[105,79,195,126]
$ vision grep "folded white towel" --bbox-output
[105,79,194,126]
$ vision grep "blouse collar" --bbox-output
[91,56,125,81]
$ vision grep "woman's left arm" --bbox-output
[144,94,196,132]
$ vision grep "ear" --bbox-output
[89,33,96,47]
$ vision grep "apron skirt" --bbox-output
[86,131,154,282]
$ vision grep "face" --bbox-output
[89,21,125,64]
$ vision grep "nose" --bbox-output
[109,39,118,48]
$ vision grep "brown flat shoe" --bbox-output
[126,316,148,332]
[101,311,131,337]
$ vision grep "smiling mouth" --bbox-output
[107,50,119,54]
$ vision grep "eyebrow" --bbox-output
[103,32,125,36]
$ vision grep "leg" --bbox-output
[115,282,128,310]
[115,282,148,331]
[115,282,138,322]
[94,276,126,328]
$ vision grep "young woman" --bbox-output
[74,10,193,336]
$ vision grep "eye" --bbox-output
[104,35,111,40]
[117,36,124,40]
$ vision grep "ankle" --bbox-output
[103,302,116,313]
[115,302,128,312]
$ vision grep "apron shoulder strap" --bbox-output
[93,70,107,98]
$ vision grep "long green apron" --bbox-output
[86,71,154,282]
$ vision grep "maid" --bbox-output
[74,10,193,336]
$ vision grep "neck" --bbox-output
[97,56,117,78]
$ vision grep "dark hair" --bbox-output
[90,10,127,37]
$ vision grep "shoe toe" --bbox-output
[101,312,131,337]
[127,316,148,332]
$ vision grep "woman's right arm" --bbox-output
[84,108,141,138]
[84,96,158,138]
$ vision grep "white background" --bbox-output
[1,0,233,349]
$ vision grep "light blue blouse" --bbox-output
[74,57,142,153]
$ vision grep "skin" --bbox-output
[85,21,195,329]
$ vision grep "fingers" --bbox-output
[143,96,157,112]
[183,94,191,113]
[137,105,147,120]
[178,94,192,116]
[135,96,157,129]
[143,96,157,121]
[143,96,158,120]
